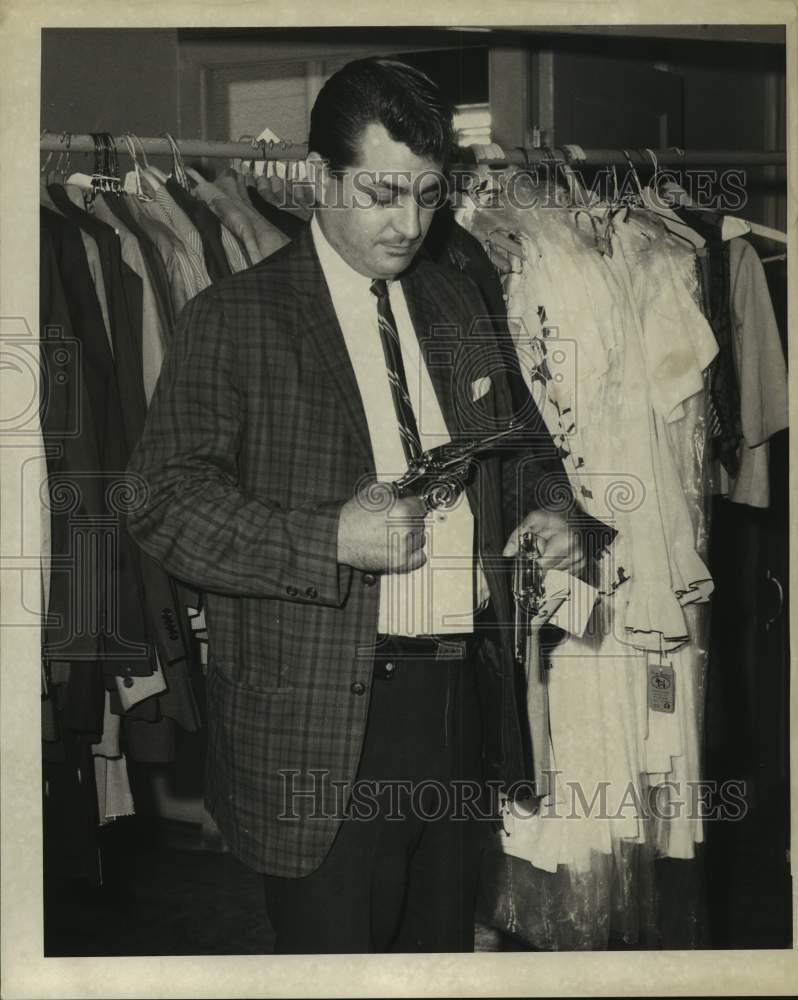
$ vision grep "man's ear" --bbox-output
[306,151,329,208]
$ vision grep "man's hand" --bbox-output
[504,508,585,576]
[337,493,427,573]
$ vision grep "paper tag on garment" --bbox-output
[647,659,676,714]
[530,592,568,629]
[544,570,599,637]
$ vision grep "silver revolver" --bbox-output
[512,531,544,664]
[392,421,524,512]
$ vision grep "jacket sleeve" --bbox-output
[125,288,352,605]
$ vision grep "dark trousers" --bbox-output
[263,633,488,953]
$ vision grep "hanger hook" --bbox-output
[236,134,254,174]
[121,133,139,180]
[126,131,150,169]
[121,131,138,166]
[54,131,72,178]
[610,161,620,206]
[122,132,150,200]
[247,136,262,176]
[105,133,121,191]
[641,147,660,200]
[620,149,644,203]
[162,131,188,188]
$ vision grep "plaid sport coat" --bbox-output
[127,224,547,876]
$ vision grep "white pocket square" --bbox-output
[471,375,492,401]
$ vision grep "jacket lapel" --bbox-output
[400,266,463,441]
[403,258,512,619]
[290,228,375,470]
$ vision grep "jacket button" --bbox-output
[363,573,376,586]
[350,681,366,696]
[305,586,317,599]
[286,585,298,597]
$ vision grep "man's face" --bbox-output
[314,122,444,280]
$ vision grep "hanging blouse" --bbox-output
[710,237,789,506]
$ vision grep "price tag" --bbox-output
[647,660,676,714]
[545,570,599,637]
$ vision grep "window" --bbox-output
[454,103,492,146]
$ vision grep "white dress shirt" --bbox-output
[311,214,482,636]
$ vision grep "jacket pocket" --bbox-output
[209,657,294,695]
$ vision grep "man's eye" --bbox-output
[418,186,443,208]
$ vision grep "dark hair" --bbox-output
[308,57,456,172]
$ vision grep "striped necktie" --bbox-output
[370,278,423,465]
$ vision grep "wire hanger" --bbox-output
[245,137,263,184]
[40,129,63,211]
[101,133,122,193]
[48,131,73,186]
[121,132,153,201]
[560,145,593,210]
[660,172,787,245]
[635,147,706,249]
[621,149,645,204]
[62,131,104,197]
[162,132,189,189]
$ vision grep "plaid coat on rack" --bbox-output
[126,224,549,876]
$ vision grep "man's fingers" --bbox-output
[538,536,585,574]
[400,524,427,570]
[394,495,427,520]
[503,509,559,556]
[539,532,569,562]
[406,547,428,572]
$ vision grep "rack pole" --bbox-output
[39,133,788,167]
[469,148,787,168]
[39,134,309,161]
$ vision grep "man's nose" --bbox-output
[393,198,422,242]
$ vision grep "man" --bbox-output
[126,57,578,953]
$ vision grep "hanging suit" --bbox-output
[40,211,107,735]
[101,192,176,336]
[44,187,191,689]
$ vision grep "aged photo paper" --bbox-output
[1,0,796,996]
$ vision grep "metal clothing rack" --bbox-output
[39,133,788,168]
